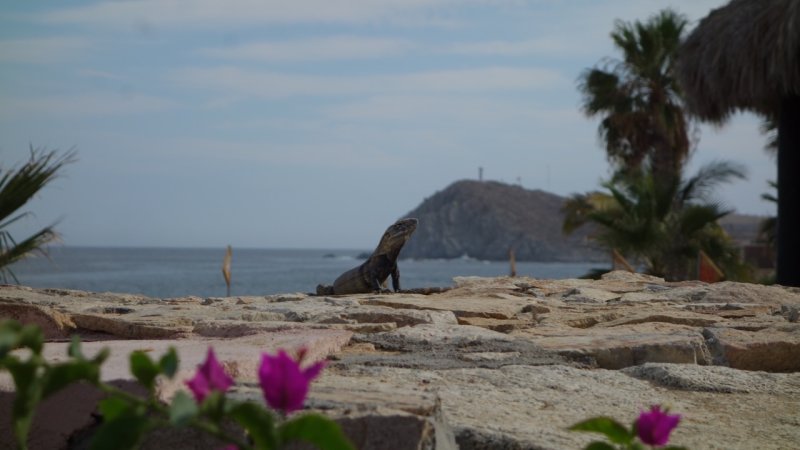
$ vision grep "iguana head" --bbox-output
[375,218,418,255]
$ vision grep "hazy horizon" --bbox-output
[1,1,775,249]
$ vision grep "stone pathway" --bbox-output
[1,271,799,449]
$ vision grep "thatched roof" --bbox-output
[678,0,800,123]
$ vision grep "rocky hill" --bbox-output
[400,179,605,262]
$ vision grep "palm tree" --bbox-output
[579,9,690,184]
[563,160,748,281]
[0,147,76,283]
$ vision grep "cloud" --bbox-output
[40,0,461,28]
[1,92,177,117]
[443,37,580,56]
[162,136,404,169]
[170,66,566,99]
[76,69,127,81]
[0,37,91,64]
[198,36,415,62]
[326,94,582,126]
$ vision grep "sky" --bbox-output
[0,0,775,249]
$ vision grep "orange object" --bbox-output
[698,250,724,283]
[612,249,635,272]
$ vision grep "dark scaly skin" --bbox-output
[316,218,417,295]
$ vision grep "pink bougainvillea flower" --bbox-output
[185,347,234,403]
[258,348,325,414]
[636,405,681,446]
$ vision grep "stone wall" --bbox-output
[1,271,799,449]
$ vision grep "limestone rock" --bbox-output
[703,325,800,372]
[368,293,530,319]
[2,275,800,449]
[515,323,710,369]
[0,301,75,339]
[622,362,800,394]
[299,364,800,450]
[559,287,622,303]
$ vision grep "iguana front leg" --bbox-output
[391,265,400,292]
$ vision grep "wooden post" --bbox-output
[222,245,232,297]
[509,247,517,277]
[612,249,635,272]
[778,96,800,286]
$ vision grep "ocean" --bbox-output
[9,247,602,298]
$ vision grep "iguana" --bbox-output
[316,218,418,295]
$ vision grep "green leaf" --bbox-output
[41,360,102,397]
[98,396,132,422]
[228,401,278,450]
[18,324,43,355]
[92,347,110,365]
[200,390,227,421]
[169,391,198,426]
[569,417,633,445]
[90,411,150,450]
[5,357,42,449]
[68,335,84,359]
[279,413,354,450]
[584,442,617,450]
[129,351,159,391]
[159,347,179,379]
[0,320,23,357]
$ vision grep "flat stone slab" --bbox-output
[366,294,530,319]
[598,311,720,327]
[287,364,800,450]
[704,325,800,372]
[2,275,800,449]
[344,324,570,370]
[515,323,710,369]
[0,329,353,396]
[623,362,800,394]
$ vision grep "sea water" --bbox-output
[9,247,602,298]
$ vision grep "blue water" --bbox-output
[8,247,601,298]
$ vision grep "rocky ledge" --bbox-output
[1,271,799,449]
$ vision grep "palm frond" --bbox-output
[0,147,75,283]
[0,147,77,223]
[680,160,747,204]
[0,226,58,283]
[678,204,730,237]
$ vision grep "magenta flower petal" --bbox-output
[302,360,326,382]
[258,349,326,414]
[186,370,210,402]
[636,405,681,446]
[185,347,234,403]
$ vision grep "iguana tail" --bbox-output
[316,284,335,296]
